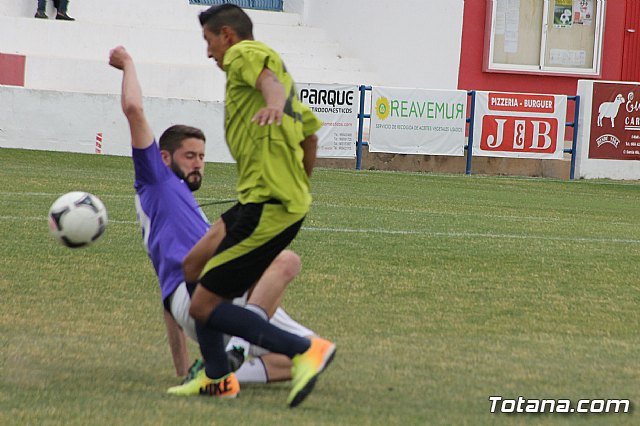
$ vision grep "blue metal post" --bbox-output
[356,85,371,170]
[569,95,580,180]
[465,91,476,175]
[564,96,580,180]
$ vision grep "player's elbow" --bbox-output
[304,134,318,146]
[122,103,145,121]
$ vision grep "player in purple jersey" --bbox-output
[109,45,315,385]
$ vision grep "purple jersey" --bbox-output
[133,142,209,302]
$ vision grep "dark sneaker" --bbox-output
[56,12,75,21]
[180,347,243,386]
[227,346,246,372]
[34,11,48,19]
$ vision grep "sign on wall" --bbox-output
[369,86,467,156]
[472,91,567,159]
[575,80,640,180]
[298,83,359,158]
[588,82,640,161]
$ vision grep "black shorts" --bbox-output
[199,201,305,299]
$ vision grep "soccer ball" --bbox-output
[559,9,572,25]
[48,192,108,248]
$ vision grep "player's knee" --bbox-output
[188,299,209,323]
[275,250,301,282]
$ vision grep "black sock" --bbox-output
[207,302,310,358]
[195,322,229,379]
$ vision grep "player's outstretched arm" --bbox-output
[163,309,190,376]
[109,46,154,150]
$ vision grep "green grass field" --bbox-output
[1,148,638,425]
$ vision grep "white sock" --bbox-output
[234,357,268,383]
[245,303,269,321]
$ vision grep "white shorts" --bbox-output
[168,282,314,357]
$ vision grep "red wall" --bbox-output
[457,0,626,97]
[0,53,26,87]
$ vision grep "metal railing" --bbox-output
[356,86,579,179]
[189,0,283,12]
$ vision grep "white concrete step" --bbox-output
[0,0,302,30]
[0,16,335,62]
[0,16,212,63]
[0,0,380,98]
[22,54,376,101]
[23,55,226,101]
[0,15,357,69]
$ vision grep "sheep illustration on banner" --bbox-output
[597,94,625,127]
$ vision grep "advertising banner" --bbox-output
[472,91,568,159]
[588,82,640,161]
[298,83,359,158]
[369,87,467,156]
[575,80,640,180]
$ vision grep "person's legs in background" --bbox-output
[55,0,75,21]
[35,0,48,19]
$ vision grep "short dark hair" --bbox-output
[199,4,253,38]
[158,125,205,154]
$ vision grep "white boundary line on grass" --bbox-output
[0,216,141,225]
[3,215,640,245]
[0,191,230,203]
[1,192,634,226]
[304,226,640,244]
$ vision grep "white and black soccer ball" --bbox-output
[559,9,572,25]
[48,192,108,248]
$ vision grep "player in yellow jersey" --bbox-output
[168,4,335,408]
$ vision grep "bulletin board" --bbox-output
[489,0,544,67]
[543,0,599,71]
[485,0,603,76]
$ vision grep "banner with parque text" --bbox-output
[298,83,359,158]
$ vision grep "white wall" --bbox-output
[0,0,377,99]
[304,0,464,90]
[0,0,466,164]
[2,0,464,92]
[0,86,232,162]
